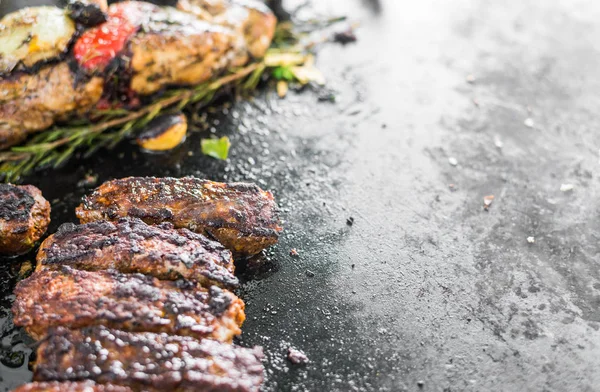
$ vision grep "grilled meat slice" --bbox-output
[13,381,131,392]
[13,267,245,341]
[177,0,276,62]
[0,184,50,255]
[34,326,265,392]
[36,218,238,287]
[76,177,282,257]
[0,62,104,150]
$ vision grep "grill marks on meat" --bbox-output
[34,326,265,392]
[0,63,104,150]
[76,177,282,257]
[13,381,131,392]
[0,184,50,255]
[36,218,239,288]
[13,267,245,341]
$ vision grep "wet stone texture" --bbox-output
[2,0,600,391]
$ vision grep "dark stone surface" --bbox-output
[2,0,600,391]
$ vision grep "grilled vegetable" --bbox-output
[0,184,50,255]
[137,113,187,151]
[13,267,245,341]
[76,177,282,257]
[0,7,75,74]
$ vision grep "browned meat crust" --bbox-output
[0,63,103,150]
[34,326,265,392]
[36,217,238,287]
[76,177,282,256]
[0,184,50,255]
[12,381,131,392]
[13,266,245,341]
[177,0,276,62]
[127,3,237,95]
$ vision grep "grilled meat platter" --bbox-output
[1,176,281,391]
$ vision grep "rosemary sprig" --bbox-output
[0,16,349,182]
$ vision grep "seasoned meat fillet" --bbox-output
[34,326,265,392]
[0,63,104,149]
[0,184,50,255]
[13,267,245,341]
[177,0,276,63]
[13,381,131,392]
[36,218,238,288]
[76,177,282,257]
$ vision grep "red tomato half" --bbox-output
[73,3,145,71]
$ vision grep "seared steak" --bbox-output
[0,183,50,255]
[13,381,131,392]
[36,217,238,287]
[13,266,245,341]
[76,177,282,257]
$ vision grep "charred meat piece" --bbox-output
[13,381,131,392]
[64,0,108,27]
[74,2,238,95]
[76,177,282,257]
[36,217,238,287]
[0,62,104,150]
[0,184,50,255]
[177,0,276,62]
[34,326,265,392]
[13,267,245,341]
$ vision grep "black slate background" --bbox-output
[1,0,600,391]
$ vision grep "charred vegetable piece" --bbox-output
[13,267,245,341]
[0,7,75,74]
[137,113,188,151]
[0,184,50,255]
[36,217,239,288]
[64,0,108,27]
[34,326,265,392]
[76,177,282,257]
[13,381,131,392]
[73,2,147,71]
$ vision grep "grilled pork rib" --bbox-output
[34,326,265,392]
[13,267,245,341]
[13,381,131,392]
[0,184,50,255]
[36,217,238,287]
[76,177,282,256]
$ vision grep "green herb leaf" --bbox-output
[272,66,295,81]
[201,136,231,160]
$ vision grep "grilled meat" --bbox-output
[0,62,104,150]
[34,326,265,392]
[13,266,245,341]
[64,0,108,27]
[13,381,131,392]
[0,184,50,255]
[177,0,276,63]
[74,2,239,95]
[76,177,282,257]
[36,217,238,287]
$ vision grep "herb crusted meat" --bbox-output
[34,326,265,392]
[0,183,50,255]
[13,266,245,341]
[76,177,282,257]
[36,217,239,288]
